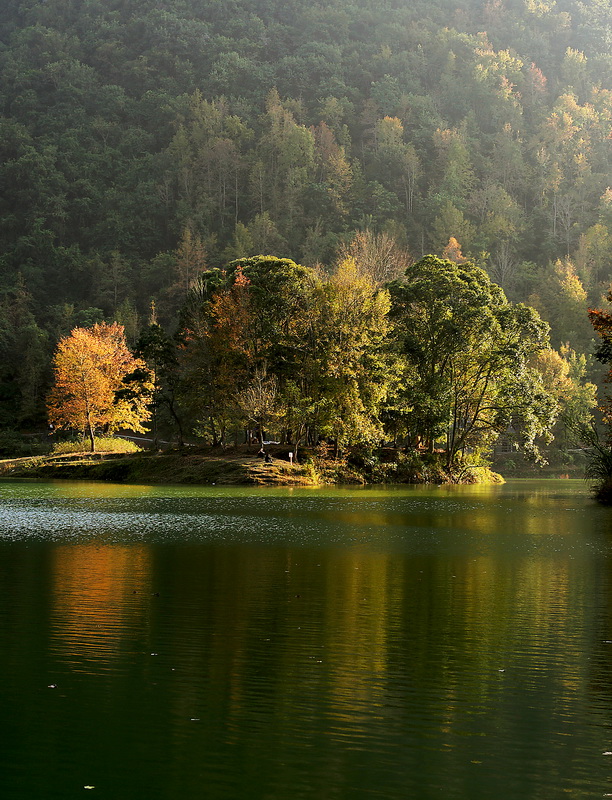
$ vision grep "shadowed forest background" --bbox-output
[0,0,610,457]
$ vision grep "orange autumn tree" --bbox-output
[589,298,612,424]
[47,322,151,452]
[179,266,254,445]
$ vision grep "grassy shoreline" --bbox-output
[0,444,506,486]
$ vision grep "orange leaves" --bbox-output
[588,308,612,333]
[442,236,468,264]
[209,268,253,358]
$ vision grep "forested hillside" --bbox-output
[0,0,610,434]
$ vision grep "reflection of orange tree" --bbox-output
[51,544,151,664]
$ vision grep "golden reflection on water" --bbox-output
[440,554,585,728]
[200,546,592,751]
[304,549,588,749]
[43,482,597,753]
[324,553,395,722]
[47,481,159,499]
[50,544,151,665]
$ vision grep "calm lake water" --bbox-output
[2,478,612,799]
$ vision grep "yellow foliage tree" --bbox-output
[47,322,151,452]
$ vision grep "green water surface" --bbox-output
[1,479,612,799]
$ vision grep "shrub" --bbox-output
[0,431,49,457]
[51,437,142,455]
[304,457,319,482]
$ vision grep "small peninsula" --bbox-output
[0,444,506,487]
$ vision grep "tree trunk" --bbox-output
[151,404,158,450]
[209,415,218,447]
[167,399,184,448]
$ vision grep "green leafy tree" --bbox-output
[315,257,393,454]
[0,278,50,426]
[533,345,597,449]
[584,294,612,501]
[389,255,557,466]
[237,368,281,446]
[528,258,592,350]
[134,321,184,448]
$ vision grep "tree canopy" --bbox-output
[388,256,557,463]
[170,253,560,466]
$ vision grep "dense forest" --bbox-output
[0,0,610,462]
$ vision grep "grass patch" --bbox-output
[51,437,142,455]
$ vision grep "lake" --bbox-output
[1,478,612,799]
